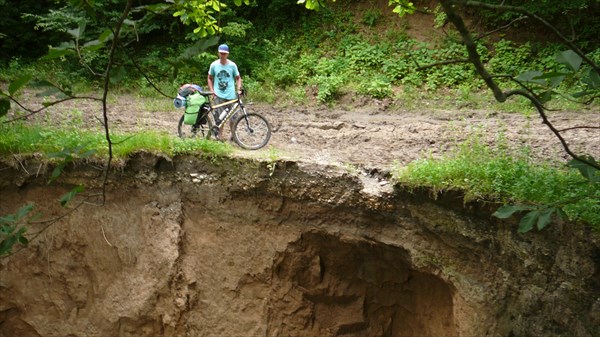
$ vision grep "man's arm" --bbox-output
[235,75,242,95]
[207,74,214,93]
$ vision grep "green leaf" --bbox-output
[8,74,32,96]
[109,66,127,84]
[36,87,65,98]
[98,30,114,43]
[0,215,16,225]
[180,36,220,59]
[493,204,534,219]
[15,204,34,220]
[0,235,18,256]
[537,207,554,230]
[533,72,566,88]
[538,90,552,104]
[518,210,539,233]
[571,90,590,98]
[67,22,86,39]
[59,185,84,207]
[557,208,569,221]
[41,48,75,60]
[0,223,12,233]
[145,3,170,12]
[582,70,600,89]
[18,235,29,245]
[48,164,65,184]
[80,149,97,158]
[515,70,545,85]
[555,50,582,72]
[82,40,104,52]
[0,98,10,118]
[568,156,600,182]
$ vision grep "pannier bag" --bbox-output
[184,92,207,125]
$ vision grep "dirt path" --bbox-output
[17,94,600,171]
[178,98,599,171]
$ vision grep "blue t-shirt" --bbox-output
[208,60,240,100]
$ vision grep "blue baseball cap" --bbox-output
[218,44,229,54]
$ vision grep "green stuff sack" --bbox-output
[184,93,207,125]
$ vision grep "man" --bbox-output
[207,44,243,140]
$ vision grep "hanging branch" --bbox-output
[97,0,135,205]
[439,0,599,171]
[452,0,600,74]
[2,94,102,124]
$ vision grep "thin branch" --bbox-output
[98,0,135,205]
[4,196,89,258]
[439,1,506,102]
[2,95,101,124]
[504,88,599,170]
[439,0,600,171]
[491,74,565,111]
[416,59,471,71]
[475,16,527,41]
[122,48,172,98]
[559,126,600,132]
[453,0,600,74]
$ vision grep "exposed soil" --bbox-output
[2,93,600,337]
[26,92,600,171]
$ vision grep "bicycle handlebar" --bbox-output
[197,90,244,98]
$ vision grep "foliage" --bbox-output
[0,0,598,251]
[172,0,251,37]
[1,204,34,256]
[392,134,600,231]
[359,75,393,98]
[361,8,382,27]
[0,0,67,59]
[473,0,600,49]
[0,121,230,159]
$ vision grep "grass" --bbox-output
[0,121,231,161]
[392,135,600,229]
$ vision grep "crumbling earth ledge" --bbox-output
[0,153,598,337]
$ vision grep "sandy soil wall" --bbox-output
[0,154,598,337]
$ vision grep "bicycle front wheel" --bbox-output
[232,113,272,150]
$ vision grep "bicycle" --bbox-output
[176,89,272,150]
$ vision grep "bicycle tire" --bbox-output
[177,114,213,139]
[232,112,272,150]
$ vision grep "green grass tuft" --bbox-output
[0,122,231,160]
[393,136,600,229]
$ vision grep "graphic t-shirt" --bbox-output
[208,60,240,100]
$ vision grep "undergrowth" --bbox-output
[392,134,600,230]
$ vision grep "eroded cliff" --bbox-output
[0,153,598,337]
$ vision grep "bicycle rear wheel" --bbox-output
[232,112,271,150]
[177,115,213,139]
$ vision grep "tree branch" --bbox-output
[439,0,600,171]
[98,0,134,205]
[452,0,600,74]
[474,16,527,41]
[2,95,101,124]
[416,59,471,71]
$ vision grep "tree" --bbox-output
[0,0,256,256]
[1,0,598,255]
[298,0,599,232]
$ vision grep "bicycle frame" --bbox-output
[178,90,271,149]
[209,96,247,128]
